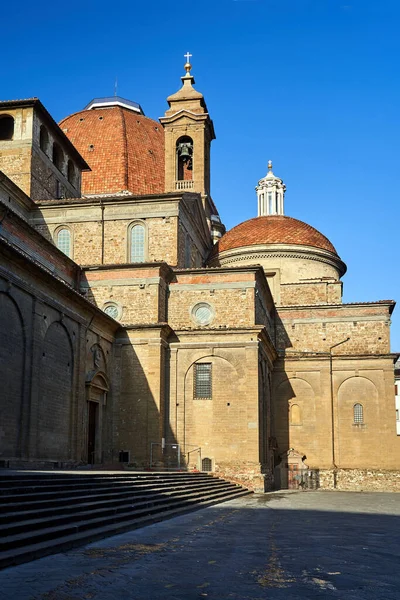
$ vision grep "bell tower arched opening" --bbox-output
[176,136,193,181]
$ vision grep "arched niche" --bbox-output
[337,376,379,466]
[182,355,244,467]
[38,321,73,461]
[0,292,25,458]
[274,377,315,459]
[337,376,378,424]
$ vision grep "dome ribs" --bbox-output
[60,107,165,196]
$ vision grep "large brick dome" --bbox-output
[212,215,338,257]
[60,100,164,196]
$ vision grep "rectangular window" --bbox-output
[194,363,212,399]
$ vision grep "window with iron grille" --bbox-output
[202,457,212,472]
[353,403,364,424]
[130,224,145,262]
[194,363,212,399]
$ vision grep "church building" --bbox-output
[0,58,398,491]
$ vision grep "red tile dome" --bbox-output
[60,104,164,196]
[212,215,338,257]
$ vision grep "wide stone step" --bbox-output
[0,481,230,515]
[0,485,248,551]
[0,481,239,531]
[0,471,252,568]
[0,474,214,496]
[0,477,224,504]
[0,487,250,569]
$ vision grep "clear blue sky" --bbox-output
[3,0,400,350]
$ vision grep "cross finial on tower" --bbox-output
[184,52,193,74]
[268,159,273,171]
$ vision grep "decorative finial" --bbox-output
[268,160,273,172]
[184,51,193,73]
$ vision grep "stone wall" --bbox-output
[277,303,392,354]
[168,270,262,330]
[0,235,117,467]
[280,280,342,306]
[273,354,400,474]
[82,264,170,324]
[34,199,182,266]
[112,327,169,468]
[317,469,400,491]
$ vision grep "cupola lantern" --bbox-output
[256,160,286,216]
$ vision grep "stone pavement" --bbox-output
[0,490,399,599]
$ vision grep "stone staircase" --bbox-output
[0,471,252,569]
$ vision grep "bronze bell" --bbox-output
[178,143,192,160]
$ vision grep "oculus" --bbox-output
[191,302,214,326]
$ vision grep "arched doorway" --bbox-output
[86,372,108,464]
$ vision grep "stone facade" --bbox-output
[0,63,398,493]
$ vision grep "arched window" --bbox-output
[353,403,364,424]
[176,136,193,181]
[130,223,145,262]
[0,115,14,140]
[67,160,75,186]
[39,125,49,154]
[56,228,71,258]
[52,143,64,172]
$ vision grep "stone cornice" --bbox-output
[210,244,347,277]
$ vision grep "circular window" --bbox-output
[103,302,121,320]
[191,303,214,326]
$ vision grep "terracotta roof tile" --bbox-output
[60,107,164,196]
[211,215,338,257]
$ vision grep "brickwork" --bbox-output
[276,303,392,354]
[168,271,260,330]
[35,202,181,267]
[280,281,342,306]
[82,265,170,324]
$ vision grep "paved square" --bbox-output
[1,491,399,599]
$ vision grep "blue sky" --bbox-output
[3,0,400,350]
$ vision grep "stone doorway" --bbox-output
[85,372,108,464]
[274,449,308,490]
[87,402,98,464]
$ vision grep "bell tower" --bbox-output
[160,55,215,199]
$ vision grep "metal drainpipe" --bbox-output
[329,337,350,481]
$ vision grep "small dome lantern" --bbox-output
[256,160,286,216]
